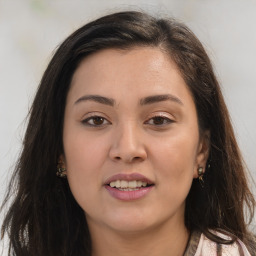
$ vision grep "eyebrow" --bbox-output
[74,94,183,106]
[74,95,115,106]
[140,94,183,106]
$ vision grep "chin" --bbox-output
[102,210,160,234]
[110,220,153,234]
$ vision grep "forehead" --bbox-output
[68,47,193,106]
[71,47,175,82]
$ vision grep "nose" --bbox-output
[109,122,147,163]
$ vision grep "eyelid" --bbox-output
[144,112,175,125]
[146,112,174,120]
[81,112,111,127]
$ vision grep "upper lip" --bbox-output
[104,173,154,185]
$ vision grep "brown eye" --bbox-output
[152,117,165,125]
[146,116,173,126]
[92,117,104,125]
[82,116,110,127]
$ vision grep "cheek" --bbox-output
[64,128,108,170]
[151,132,198,167]
[63,129,109,205]
[150,132,198,189]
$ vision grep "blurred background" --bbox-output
[0,0,256,253]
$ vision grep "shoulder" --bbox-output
[194,230,252,256]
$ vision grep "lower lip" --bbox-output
[104,185,154,201]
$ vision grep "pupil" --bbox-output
[153,117,164,125]
[94,117,104,125]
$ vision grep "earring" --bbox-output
[56,162,67,178]
[198,167,204,188]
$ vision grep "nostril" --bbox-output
[133,156,144,162]
[113,156,143,163]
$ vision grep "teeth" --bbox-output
[109,180,148,189]
[119,188,140,191]
[116,180,120,187]
[120,180,128,188]
[128,180,136,188]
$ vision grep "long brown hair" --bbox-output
[1,11,255,255]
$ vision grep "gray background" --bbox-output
[1,0,256,253]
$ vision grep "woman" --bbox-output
[1,11,255,256]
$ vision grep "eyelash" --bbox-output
[81,114,174,127]
[144,116,174,126]
[81,115,111,127]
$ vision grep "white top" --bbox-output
[194,232,252,256]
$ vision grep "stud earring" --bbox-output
[198,167,204,188]
[56,161,67,178]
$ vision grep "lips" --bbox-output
[109,180,148,190]
[104,173,154,186]
[104,173,154,201]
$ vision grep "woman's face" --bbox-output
[62,47,209,234]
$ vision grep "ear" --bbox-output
[193,130,210,178]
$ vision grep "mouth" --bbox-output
[107,180,154,191]
[104,173,154,200]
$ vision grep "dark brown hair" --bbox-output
[1,11,255,255]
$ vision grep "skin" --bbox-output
[62,47,209,256]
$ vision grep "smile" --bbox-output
[109,180,149,190]
[104,173,154,201]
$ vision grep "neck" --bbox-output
[88,217,189,256]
